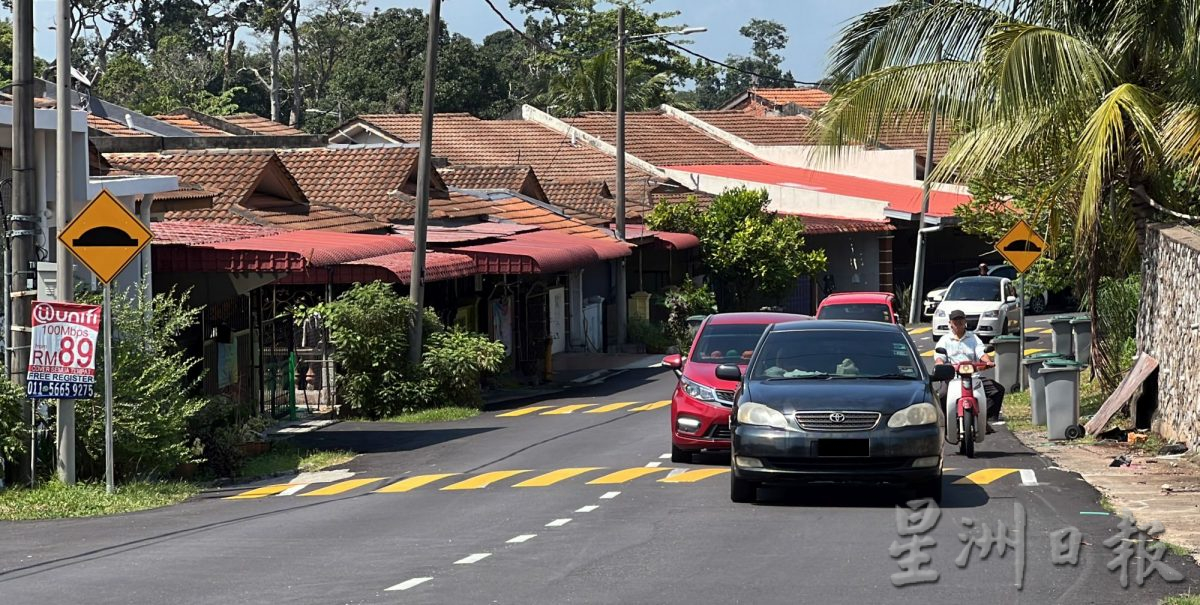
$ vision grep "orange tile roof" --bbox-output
[353,113,661,201]
[564,111,763,166]
[153,113,229,136]
[541,180,650,221]
[222,113,307,136]
[688,110,819,146]
[278,146,420,221]
[87,114,148,137]
[746,87,833,113]
[439,165,532,191]
[484,196,614,240]
[106,149,387,233]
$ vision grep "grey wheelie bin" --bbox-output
[991,335,1022,392]
[1023,352,1062,425]
[1049,315,1075,357]
[1042,358,1086,440]
[1070,316,1093,366]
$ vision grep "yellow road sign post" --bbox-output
[995,219,1047,392]
[57,189,154,493]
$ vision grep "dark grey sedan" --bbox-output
[721,320,953,503]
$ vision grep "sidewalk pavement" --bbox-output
[1011,426,1200,563]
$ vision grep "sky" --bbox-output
[29,0,891,83]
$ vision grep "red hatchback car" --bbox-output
[815,292,902,324]
[663,312,810,463]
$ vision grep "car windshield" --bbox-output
[944,278,1001,301]
[749,329,921,380]
[817,303,891,323]
[689,323,770,364]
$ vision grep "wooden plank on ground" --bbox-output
[1085,353,1158,435]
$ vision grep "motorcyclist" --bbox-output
[934,309,1005,434]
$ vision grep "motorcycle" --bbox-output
[935,345,994,458]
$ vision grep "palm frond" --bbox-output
[983,22,1114,116]
[1160,102,1200,175]
[1074,82,1162,235]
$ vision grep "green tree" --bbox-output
[817,0,1200,376]
[646,188,826,310]
[693,19,796,109]
[95,35,241,116]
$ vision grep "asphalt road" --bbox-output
[2,315,1198,604]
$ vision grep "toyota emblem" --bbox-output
[829,412,846,423]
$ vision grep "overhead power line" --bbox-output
[481,0,588,60]
[663,39,823,87]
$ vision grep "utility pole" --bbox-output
[55,0,77,484]
[614,6,628,351]
[907,72,940,325]
[407,0,440,366]
[12,0,38,485]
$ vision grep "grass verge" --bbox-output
[373,406,480,424]
[239,444,356,479]
[1161,595,1200,605]
[0,480,198,521]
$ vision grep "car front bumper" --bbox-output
[672,390,732,451]
[932,315,1005,338]
[730,424,942,484]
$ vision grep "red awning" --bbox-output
[510,230,632,260]
[619,224,701,250]
[777,213,896,235]
[454,238,601,274]
[154,230,414,273]
[277,251,477,285]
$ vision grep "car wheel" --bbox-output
[671,445,693,464]
[730,473,759,503]
[1029,296,1047,315]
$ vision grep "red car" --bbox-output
[663,312,810,463]
[815,292,902,324]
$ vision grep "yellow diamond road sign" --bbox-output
[995,219,1046,274]
[59,189,154,284]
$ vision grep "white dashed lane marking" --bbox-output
[546,518,572,527]
[507,534,537,544]
[1020,469,1038,486]
[454,553,491,565]
[576,505,599,513]
[385,577,432,592]
[600,491,621,499]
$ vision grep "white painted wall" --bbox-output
[662,168,890,220]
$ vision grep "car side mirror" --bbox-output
[931,364,955,382]
[662,354,683,378]
[1006,296,1017,303]
[934,347,948,356]
[715,364,742,381]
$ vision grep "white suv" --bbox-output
[931,276,1021,340]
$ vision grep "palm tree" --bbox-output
[814,0,1200,376]
[545,49,673,115]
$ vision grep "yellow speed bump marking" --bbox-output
[658,468,729,483]
[497,406,554,417]
[441,470,531,490]
[585,401,639,414]
[630,400,672,412]
[953,468,1018,485]
[921,350,936,358]
[513,467,604,487]
[587,467,672,484]
[1023,327,1042,333]
[375,473,460,493]
[1041,328,1054,334]
[909,327,933,335]
[299,478,386,496]
[541,404,595,415]
[226,484,293,499]
[1025,348,1047,355]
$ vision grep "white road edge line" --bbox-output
[576,505,599,513]
[645,461,662,468]
[385,577,432,591]
[507,534,537,543]
[1020,469,1038,486]
[546,518,572,527]
[454,553,491,565]
[276,484,308,496]
[600,491,620,499]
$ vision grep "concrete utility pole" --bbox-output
[407,0,440,366]
[907,100,939,325]
[12,0,38,485]
[55,0,77,484]
[614,6,629,351]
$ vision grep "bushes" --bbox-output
[309,282,506,418]
[74,289,207,480]
[662,277,717,353]
[1092,273,1141,389]
[627,317,672,353]
[0,372,27,481]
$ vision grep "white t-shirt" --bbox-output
[934,331,987,364]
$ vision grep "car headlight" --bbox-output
[982,310,999,318]
[736,402,789,430]
[888,403,939,428]
[934,309,946,318]
[681,376,719,403]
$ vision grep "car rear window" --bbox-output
[945,279,1001,301]
[689,323,770,364]
[749,329,920,380]
[816,303,891,322]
